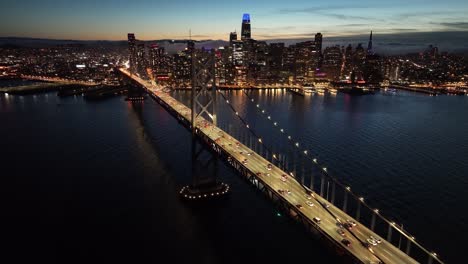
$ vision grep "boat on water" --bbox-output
[316,88,326,95]
[303,84,317,94]
[383,87,397,94]
[339,86,374,95]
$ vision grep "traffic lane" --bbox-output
[205,128,378,262]
[325,202,418,264]
[133,74,381,263]
[219,141,379,262]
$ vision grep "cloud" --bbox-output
[395,11,462,20]
[252,26,297,31]
[340,24,369,27]
[388,28,419,32]
[278,5,370,14]
[277,6,383,22]
[434,22,468,30]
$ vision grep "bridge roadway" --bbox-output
[120,68,419,264]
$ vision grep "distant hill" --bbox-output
[1,31,468,55]
[0,37,229,54]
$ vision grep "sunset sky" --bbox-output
[2,0,468,40]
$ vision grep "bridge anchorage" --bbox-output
[180,47,230,201]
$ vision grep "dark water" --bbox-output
[2,87,467,263]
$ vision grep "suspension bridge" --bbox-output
[117,49,444,264]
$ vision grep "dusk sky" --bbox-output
[2,0,468,40]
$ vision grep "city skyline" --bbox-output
[2,0,468,40]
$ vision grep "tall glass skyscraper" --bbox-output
[241,13,251,40]
[127,33,137,73]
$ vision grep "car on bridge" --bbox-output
[337,229,346,237]
[306,201,314,207]
[343,223,353,230]
[367,238,378,246]
[296,204,303,209]
[346,219,357,227]
[369,236,382,244]
[341,239,351,247]
[267,164,272,170]
[313,217,321,224]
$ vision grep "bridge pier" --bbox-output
[309,173,314,191]
[301,164,305,185]
[371,213,376,231]
[343,192,348,212]
[356,201,361,221]
[387,224,393,241]
[320,175,325,197]
[406,240,412,255]
[331,182,336,204]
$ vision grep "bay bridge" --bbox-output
[117,47,444,264]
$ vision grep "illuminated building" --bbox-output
[127,33,137,74]
[136,43,146,77]
[367,31,374,55]
[229,32,237,46]
[149,44,171,83]
[342,44,354,80]
[232,40,247,86]
[315,33,323,68]
[322,45,343,81]
[241,14,251,41]
[269,43,284,82]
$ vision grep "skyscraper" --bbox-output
[367,31,373,55]
[314,33,323,68]
[127,33,137,73]
[229,31,237,46]
[315,33,323,54]
[241,14,251,41]
[322,45,343,81]
[269,43,285,82]
[136,43,146,76]
[149,44,170,82]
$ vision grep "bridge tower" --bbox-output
[180,46,229,200]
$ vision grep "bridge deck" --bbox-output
[120,68,419,264]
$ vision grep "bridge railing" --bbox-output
[120,68,444,264]
[215,88,444,264]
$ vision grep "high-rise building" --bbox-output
[229,32,237,46]
[149,44,171,82]
[322,45,343,81]
[251,41,269,84]
[295,41,317,83]
[173,51,191,88]
[315,33,323,54]
[314,33,323,68]
[241,13,251,41]
[136,43,146,76]
[269,43,285,83]
[342,44,354,80]
[127,33,137,73]
[367,31,374,55]
[232,40,247,86]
